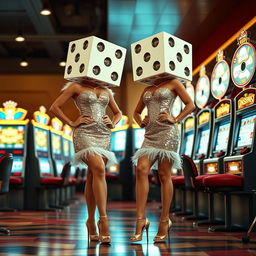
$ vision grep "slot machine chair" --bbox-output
[0,153,13,234]
[202,173,243,232]
[38,161,71,210]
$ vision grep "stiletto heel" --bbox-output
[153,219,172,243]
[86,221,99,241]
[97,216,111,244]
[130,218,150,242]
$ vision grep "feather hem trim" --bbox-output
[74,147,117,168]
[132,147,182,169]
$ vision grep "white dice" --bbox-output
[64,36,127,87]
[131,32,192,85]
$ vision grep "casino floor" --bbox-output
[0,196,255,256]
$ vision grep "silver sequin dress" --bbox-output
[132,87,182,169]
[72,90,117,167]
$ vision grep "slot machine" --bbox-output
[108,115,129,175]
[50,117,64,176]
[223,30,256,192]
[193,66,213,174]
[24,106,55,210]
[0,101,29,209]
[204,50,234,174]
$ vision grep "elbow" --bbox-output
[49,104,56,115]
[191,103,196,112]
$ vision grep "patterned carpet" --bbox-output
[0,196,255,256]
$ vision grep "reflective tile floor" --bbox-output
[0,196,256,256]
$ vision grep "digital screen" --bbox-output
[134,129,145,150]
[0,125,25,149]
[184,132,194,157]
[214,122,230,152]
[38,157,51,173]
[236,115,256,148]
[197,128,210,155]
[56,160,63,176]
[34,127,48,152]
[12,157,23,173]
[51,133,62,155]
[111,130,127,151]
[63,139,70,157]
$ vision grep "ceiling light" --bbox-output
[20,59,28,67]
[40,3,51,16]
[15,32,25,42]
[59,61,66,67]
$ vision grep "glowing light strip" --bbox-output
[193,16,256,76]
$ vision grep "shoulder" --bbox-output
[61,82,81,94]
[104,87,115,97]
[167,79,184,90]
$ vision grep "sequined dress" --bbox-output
[132,87,182,169]
[72,90,117,167]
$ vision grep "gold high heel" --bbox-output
[86,221,99,241]
[97,216,111,244]
[130,218,150,242]
[153,219,172,243]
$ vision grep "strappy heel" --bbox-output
[86,221,99,242]
[130,218,150,242]
[97,216,111,244]
[153,219,172,243]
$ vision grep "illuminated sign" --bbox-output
[198,111,210,124]
[184,117,194,129]
[238,93,255,109]
[216,103,230,118]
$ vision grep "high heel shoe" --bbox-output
[153,219,172,243]
[97,216,111,244]
[130,218,150,242]
[86,221,99,241]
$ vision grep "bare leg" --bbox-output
[84,168,97,234]
[85,154,109,236]
[134,156,153,234]
[156,158,173,236]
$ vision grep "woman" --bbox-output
[50,81,122,244]
[130,78,195,243]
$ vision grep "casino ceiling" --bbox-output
[0,0,255,74]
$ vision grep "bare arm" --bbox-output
[133,88,147,127]
[50,83,92,127]
[107,90,122,127]
[173,80,195,123]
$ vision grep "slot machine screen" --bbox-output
[184,132,194,157]
[214,122,230,152]
[34,127,48,152]
[111,130,127,152]
[236,114,256,148]
[197,128,210,155]
[134,128,145,150]
[63,139,70,158]
[0,125,25,149]
[39,158,51,174]
[51,133,62,155]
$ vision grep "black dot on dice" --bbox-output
[67,65,72,74]
[93,66,100,75]
[97,42,105,52]
[135,44,141,54]
[79,64,85,73]
[83,40,88,50]
[75,53,80,62]
[104,57,112,67]
[136,67,143,76]
[144,52,151,62]
[71,43,76,53]
[177,52,182,62]
[111,72,118,81]
[184,67,190,76]
[184,44,189,54]
[169,61,175,70]
[168,37,175,47]
[152,37,159,47]
[115,50,122,59]
[153,61,160,71]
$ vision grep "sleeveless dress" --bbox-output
[132,87,182,169]
[72,90,117,167]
